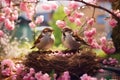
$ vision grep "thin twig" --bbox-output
[74,0,120,22]
[92,7,95,18]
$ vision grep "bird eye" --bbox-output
[70,31,73,34]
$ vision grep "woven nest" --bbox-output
[24,49,100,79]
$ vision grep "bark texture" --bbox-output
[111,0,120,52]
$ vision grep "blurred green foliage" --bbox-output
[49,6,65,46]
[93,49,107,58]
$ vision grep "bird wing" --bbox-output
[72,34,89,46]
[31,34,43,49]
[34,34,43,45]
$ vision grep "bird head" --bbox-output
[42,27,54,36]
[62,27,73,36]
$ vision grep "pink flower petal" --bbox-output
[50,2,58,10]
[64,7,71,15]
[35,15,44,24]
[2,7,12,15]
[41,3,51,11]
[109,19,118,28]
[100,37,107,45]
[4,19,15,30]
[0,30,4,37]
[56,20,66,29]
[20,2,28,12]
[29,22,36,28]
[68,1,79,10]
[74,18,82,26]
[87,18,95,26]
[73,11,84,18]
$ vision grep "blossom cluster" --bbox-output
[102,57,119,66]
[1,59,105,80]
[55,1,116,54]
[0,0,59,31]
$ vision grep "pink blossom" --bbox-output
[35,15,44,24]
[2,68,12,76]
[28,0,37,2]
[102,59,107,64]
[35,72,50,80]
[50,2,58,10]
[101,46,115,54]
[85,0,97,4]
[90,40,100,49]
[68,1,79,10]
[84,31,92,37]
[22,68,36,80]
[2,7,12,15]
[26,11,34,20]
[29,22,36,28]
[12,74,17,80]
[80,74,97,80]
[108,48,116,54]
[103,58,118,66]
[16,64,25,75]
[0,16,5,22]
[74,18,82,26]
[101,45,107,52]
[5,0,11,5]
[84,28,96,38]
[29,68,35,75]
[0,30,4,37]
[68,16,75,22]
[109,19,118,28]
[64,7,71,15]
[100,37,107,45]
[1,0,11,7]
[1,59,15,69]
[41,3,51,11]
[98,69,105,73]
[91,28,96,35]
[20,2,28,12]
[23,74,35,80]
[4,19,15,30]
[0,13,5,22]
[73,11,84,18]
[116,14,120,19]
[113,9,120,15]
[35,71,42,79]
[102,47,116,54]
[87,37,93,44]
[100,78,106,80]
[56,20,66,29]
[41,73,51,80]
[10,10,18,21]
[23,68,36,80]
[57,71,70,80]
[1,59,15,76]
[87,18,94,26]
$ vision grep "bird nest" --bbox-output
[24,49,100,79]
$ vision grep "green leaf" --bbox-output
[49,70,55,80]
[93,49,107,58]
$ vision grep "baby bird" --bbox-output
[31,27,55,50]
[62,27,89,50]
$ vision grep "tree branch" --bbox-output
[74,0,120,22]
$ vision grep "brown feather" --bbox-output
[34,34,43,45]
[72,33,89,46]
